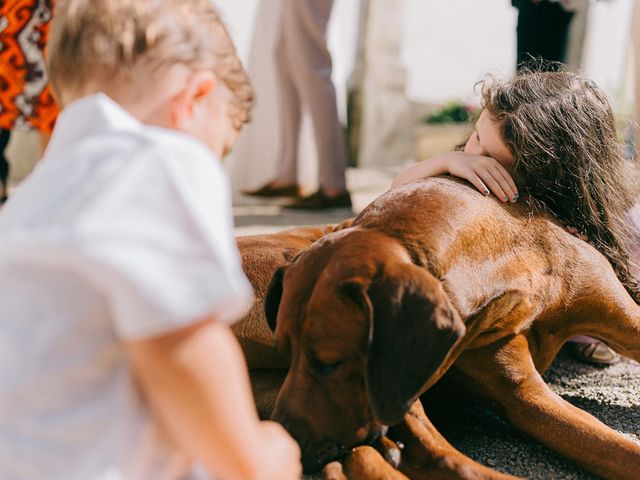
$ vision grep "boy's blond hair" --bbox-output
[47,0,252,128]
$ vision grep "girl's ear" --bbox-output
[168,71,216,129]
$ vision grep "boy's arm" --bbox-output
[391,152,518,203]
[124,319,301,480]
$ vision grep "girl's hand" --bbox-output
[445,152,518,203]
[392,152,518,203]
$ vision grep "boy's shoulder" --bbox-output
[1,96,228,232]
[50,93,218,171]
[139,124,216,167]
[133,126,228,195]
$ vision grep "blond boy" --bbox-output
[0,1,301,479]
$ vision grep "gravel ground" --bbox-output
[300,350,639,479]
[427,349,640,479]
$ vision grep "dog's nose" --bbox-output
[272,415,294,439]
[272,409,341,472]
[271,408,292,433]
[301,439,347,473]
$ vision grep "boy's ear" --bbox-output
[169,71,216,129]
[190,71,216,100]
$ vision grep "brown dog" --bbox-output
[236,222,507,479]
[261,177,640,479]
[234,221,352,370]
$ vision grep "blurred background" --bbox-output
[5,0,639,201]
[219,0,638,194]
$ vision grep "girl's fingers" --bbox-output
[489,166,516,202]
[492,164,519,202]
[477,169,509,202]
[467,173,491,196]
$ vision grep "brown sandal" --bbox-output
[567,339,620,366]
[242,182,300,198]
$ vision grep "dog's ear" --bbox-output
[265,266,286,333]
[363,263,465,426]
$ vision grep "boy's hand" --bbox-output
[125,320,302,480]
[258,421,302,480]
[445,152,518,203]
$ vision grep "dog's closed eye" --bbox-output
[308,355,344,377]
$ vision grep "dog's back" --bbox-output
[354,177,621,330]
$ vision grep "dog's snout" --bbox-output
[271,406,306,446]
[272,406,346,472]
[301,440,347,473]
[271,405,293,433]
[271,414,294,441]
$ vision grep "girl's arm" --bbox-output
[391,151,519,203]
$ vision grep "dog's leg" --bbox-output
[321,402,513,480]
[342,446,411,480]
[568,276,640,364]
[320,441,409,480]
[322,461,348,480]
[388,400,521,480]
[321,447,410,480]
[454,335,640,480]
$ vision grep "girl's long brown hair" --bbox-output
[479,70,640,302]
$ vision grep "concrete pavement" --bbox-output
[233,166,397,236]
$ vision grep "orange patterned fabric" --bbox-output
[0,0,58,133]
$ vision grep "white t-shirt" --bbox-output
[0,94,253,480]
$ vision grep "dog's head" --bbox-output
[266,228,465,472]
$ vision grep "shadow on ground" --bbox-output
[301,350,639,479]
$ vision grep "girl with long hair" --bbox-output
[393,70,640,364]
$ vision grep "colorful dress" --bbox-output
[0,0,58,133]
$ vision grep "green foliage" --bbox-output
[423,101,478,124]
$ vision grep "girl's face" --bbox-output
[464,109,515,171]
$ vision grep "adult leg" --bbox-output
[283,0,348,199]
[271,17,303,190]
[537,1,575,66]
[243,8,302,197]
[516,0,574,70]
[0,129,10,202]
[516,0,544,69]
